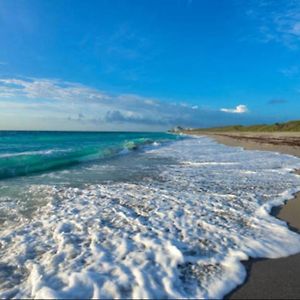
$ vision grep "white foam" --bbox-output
[1,136,300,299]
[0,149,70,158]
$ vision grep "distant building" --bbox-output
[169,126,185,132]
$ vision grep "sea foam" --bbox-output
[0,136,300,299]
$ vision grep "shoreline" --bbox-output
[227,189,300,299]
[185,132,300,299]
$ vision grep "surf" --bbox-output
[1,136,300,299]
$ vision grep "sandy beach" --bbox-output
[191,132,300,299]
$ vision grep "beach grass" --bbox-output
[180,120,300,133]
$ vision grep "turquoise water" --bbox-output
[0,131,179,180]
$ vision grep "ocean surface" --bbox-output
[1,131,300,299]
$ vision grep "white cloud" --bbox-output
[280,66,299,77]
[0,78,109,102]
[243,1,300,48]
[220,104,248,114]
[289,22,300,36]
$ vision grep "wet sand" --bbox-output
[184,131,300,299]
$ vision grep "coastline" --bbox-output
[187,132,300,299]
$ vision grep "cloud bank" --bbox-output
[268,99,288,105]
[0,77,253,130]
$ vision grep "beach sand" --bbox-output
[184,132,300,299]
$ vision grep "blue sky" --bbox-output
[0,0,300,131]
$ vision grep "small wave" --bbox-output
[0,149,70,158]
[182,161,239,166]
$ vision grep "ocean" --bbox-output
[0,131,300,299]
